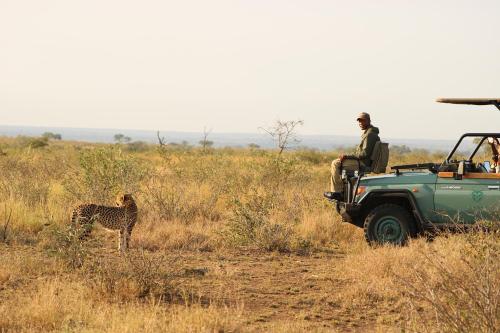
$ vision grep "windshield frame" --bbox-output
[445,133,500,164]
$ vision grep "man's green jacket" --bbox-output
[350,126,380,167]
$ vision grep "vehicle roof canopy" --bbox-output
[436,98,500,110]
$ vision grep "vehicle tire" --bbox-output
[363,204,416,246]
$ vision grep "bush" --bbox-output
[63,146,147,203]
[40,223,94,269]
[402,232,500,333]
[224,188,306,253]
[85,251,180,301]
[125,141,151,152]
[42,132,62,140]
[255,222,293,253]
[334,232,500,332]
[27,137,49,149]
[224,189,274,246]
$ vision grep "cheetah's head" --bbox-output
[116,193,134,206]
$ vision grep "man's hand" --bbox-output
[339,154,345,161]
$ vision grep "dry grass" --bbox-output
[132,219,218,252]
[0,277,244,333]
[334,233,500,332]
[0,137,498,332]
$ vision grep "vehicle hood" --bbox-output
[360,171,437,186]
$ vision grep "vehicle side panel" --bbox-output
[357,173,437,222]
[434,176,500,223]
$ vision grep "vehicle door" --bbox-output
[434,171,500,223]
[434,137,500,223]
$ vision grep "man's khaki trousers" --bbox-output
[330,158,360,192]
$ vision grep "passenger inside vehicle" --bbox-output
[488,137,500,173]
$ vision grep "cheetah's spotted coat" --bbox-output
[71,194,138,252]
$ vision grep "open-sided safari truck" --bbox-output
[329,98,500,245]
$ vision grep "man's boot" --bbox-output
[323,191,344,201]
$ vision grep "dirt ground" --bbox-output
[1,242,402,332]
[177,249,387,332]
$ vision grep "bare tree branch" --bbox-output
[156,131,167,147]
[260,119,304,155]
[199,127,213,152]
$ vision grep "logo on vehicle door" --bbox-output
[440,186,462,190]
[472,190,484,202]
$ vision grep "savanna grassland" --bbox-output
[0,136,498,333]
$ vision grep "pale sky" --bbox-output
[1,0,500,139]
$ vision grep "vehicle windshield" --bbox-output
[445,134,500,173]
[442,134,500,172]
[473,137,499,170]
[448,136,477,161]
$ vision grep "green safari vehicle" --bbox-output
[331,98,500,245]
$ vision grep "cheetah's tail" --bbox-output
[70,209,78,226]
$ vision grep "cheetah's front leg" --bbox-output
[119,228,130,253]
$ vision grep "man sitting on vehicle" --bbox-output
[324,112,380,201]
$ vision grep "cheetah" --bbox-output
[71,194,138,252]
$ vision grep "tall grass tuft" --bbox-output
[402,232,499,333]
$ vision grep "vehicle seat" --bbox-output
[368,141,389,174]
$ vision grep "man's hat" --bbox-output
[356,112,370,121]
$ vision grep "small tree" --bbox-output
[199,127,213,152]
[114,133,131,144]
[198,140,214,148]
[260,119,304,155]
[156,131,167,147]
[42,132,62,140]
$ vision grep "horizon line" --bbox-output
[0,123,457,142]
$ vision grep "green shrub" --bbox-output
[40,223,93,269]
[42,132,62,140]
[224,189,275,246]
[63,146,148,203]
[223,187,305,253]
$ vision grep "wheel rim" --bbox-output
[374,216,403,243]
